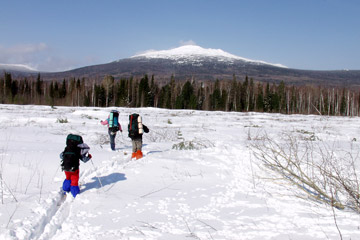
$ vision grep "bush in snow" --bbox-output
[172,138,214,150]
[56,118,68,123]
[251,133,360,213]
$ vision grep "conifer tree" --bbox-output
[59,79,67,98]
[10,80,18,102]
[49,82,55,105]
[277,81,286,113]
[138,74,151,107]
[36,73,42,95]
[256,82,264,112]
[211,79,222,110]
[248,78,255,111]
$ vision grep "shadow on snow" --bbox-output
[81,172,127,193]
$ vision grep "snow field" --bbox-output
[0,105,360,239]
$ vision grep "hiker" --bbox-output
[101,110,122,151]
[128,113,149,159]
[60,134,92,198]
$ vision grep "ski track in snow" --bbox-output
[1,105,360,239]
[34,152,133,240]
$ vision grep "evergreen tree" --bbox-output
[220,89,228,110]
[271,83,280,112]
[49,82,55,105]
[290,86,297,114]
[170,75,176,109]
[10,80,18,101]
[248,78,255,111]
[138,74,151,107]
[211,79,222,110]
[256,82,264,112]
[277,81,286,113]
[5,72,12,91]
[240,76,249,111]
[182,81,196,109]
[36,73,42,95]
[264,83,271,112]
[149,75,158,107]
[59,79,67,98]
[83,90,91,107]
[116,78,127,106]
[94,84,106,107]
[54,81,59,98]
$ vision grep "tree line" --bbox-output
[1,72,360,116]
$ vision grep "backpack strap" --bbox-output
[130,114,133,130]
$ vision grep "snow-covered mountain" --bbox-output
[5,45,360,87]
[0,63,37,72]
[131,45,287,68]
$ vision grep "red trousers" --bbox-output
[65,169,79,186]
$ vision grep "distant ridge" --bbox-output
[1,45,360,87]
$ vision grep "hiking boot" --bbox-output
[136,150,143,159]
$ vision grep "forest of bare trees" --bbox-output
[1,72,360,116]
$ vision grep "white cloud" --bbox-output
[8,43,48,54]
[179,40,197,46]
[0,43,49,71]
[134,40,199,57]
[0,43,95,72]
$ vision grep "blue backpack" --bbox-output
[109,110,120,133]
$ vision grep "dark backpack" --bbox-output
[66,134,83,146]
[128,113,143,138]
[109,110,120,133]
[61,134,83,171]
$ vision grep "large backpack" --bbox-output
[128,113,143,138]
[66,134,83,146]
[61,134,83,171]
[109,110,120,133]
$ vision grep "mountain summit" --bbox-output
[131,45,287,68]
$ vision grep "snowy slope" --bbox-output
[0,63,37,72]
[131,45,287,68]
[0,104,360,240]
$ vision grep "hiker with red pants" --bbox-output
[60,134,92,197]
[128,113,149,159]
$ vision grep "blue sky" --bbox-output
[1,0,359,71]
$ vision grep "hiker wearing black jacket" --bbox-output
[60,134,92,197]
[128,113,149,159]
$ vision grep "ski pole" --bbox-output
[121,131,125,142]
[90,159,104,191]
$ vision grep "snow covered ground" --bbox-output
[0,104,360,240]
